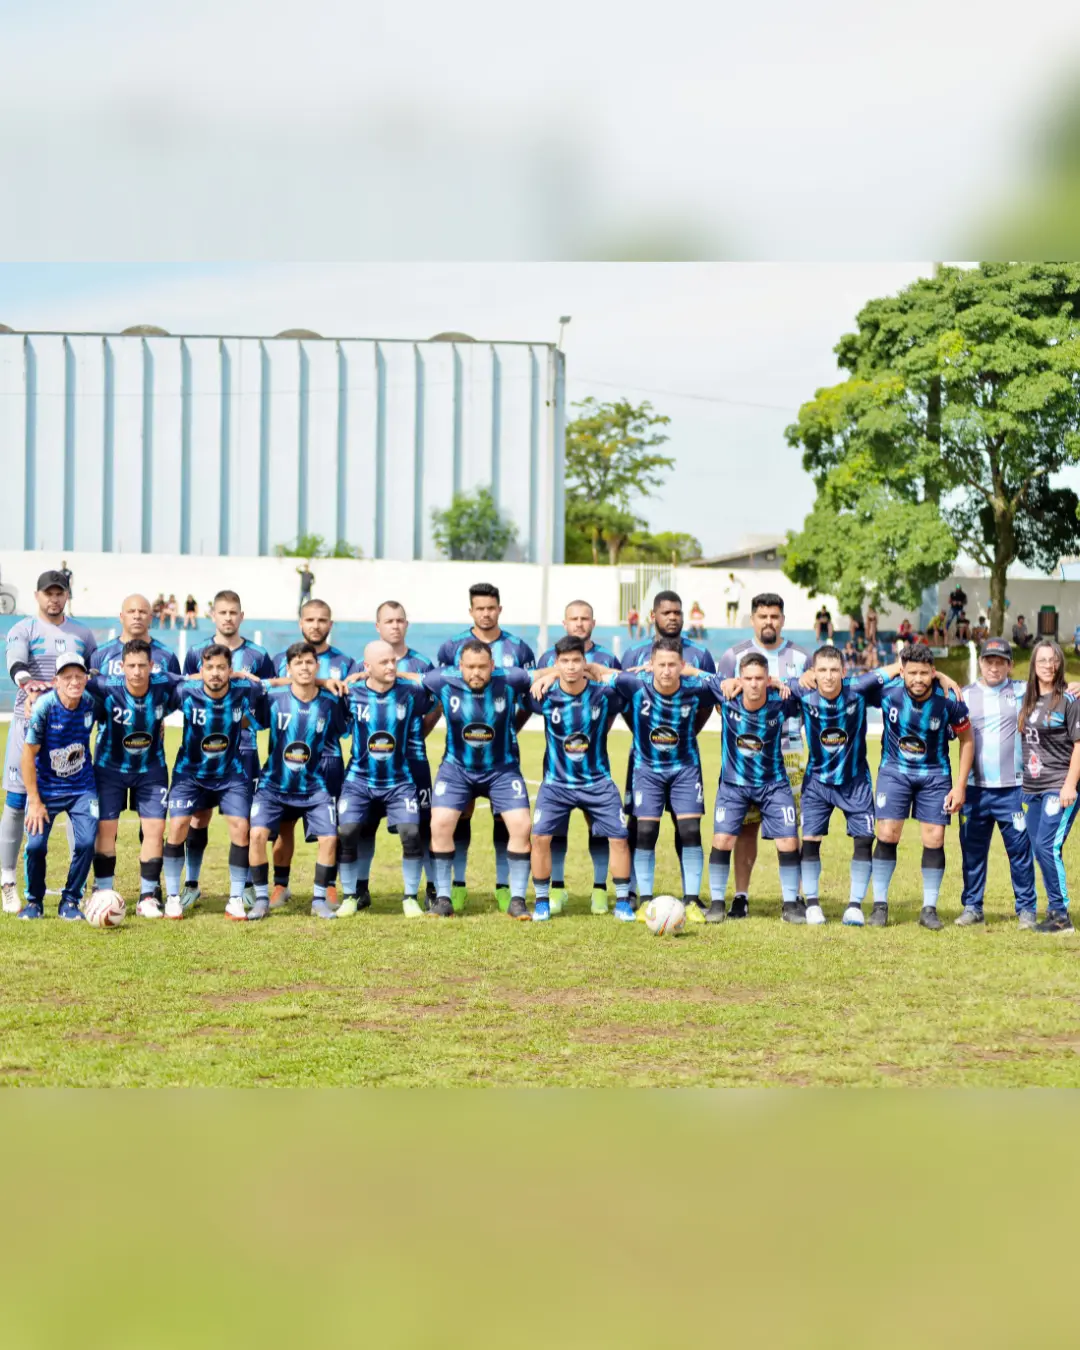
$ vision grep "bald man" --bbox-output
[94,595,182,678]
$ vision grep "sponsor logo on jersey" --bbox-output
[122,731,153,752]
[736,733,763,754]
[283,741,312,767]
[1027,750,1042,779]
[650,725,679,748]
[463,722,495,746]
[820,728,848,750]
[564,732,590,760]
[49,743,86,777]
[898,735,926,758]
[368,731,396,758]
[201,733,230,756]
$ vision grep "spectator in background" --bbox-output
[897,618,914,643]
[926,611,946,645]
[842,639,860,673]
[297,562,315,614]
[152,594,166,628]
[863,642,880,670]
[1073,623,1080,658]
[848,613,865,643]
[723,573,743,626]
[865,604,878,644]
[626,606,640,639]
[972,615,990,645]
[1012,615,1033,651]
[58,559,74,614]
[689,602,706,640]
[948,583,968,632]
[183,594,199,629]
[164,594,179,629]
[956,611,971,643]
[814,606,833,644]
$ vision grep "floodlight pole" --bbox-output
[538,344,556,657]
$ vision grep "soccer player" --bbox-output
[716,592,810,918]
[871,643,973,929]
[86,639,180,919]
[17,653,98,921]
[410,640,533,919]
[955,637,1038,929]
[268,599,356,908]
[1017,640,1080,933]
[246,643,348,922]
[709,652,803,923]
[527,636,632,921]
[436,582,535,913]
[181,590,274,908]
[2,570,97,913]
[335,640,431,919]
[94,594,181,677]
[592,636,714,921]
[535,600,621,913]
[164,645,269,921]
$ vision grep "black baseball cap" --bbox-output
[36,569,70,592]
[980,637,1012,660]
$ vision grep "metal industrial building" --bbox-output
[0,328,566,563]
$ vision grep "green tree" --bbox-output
[786,263,1080,633]
[274,533,362,559]
[624,530,703,565]
[431,486,518,561]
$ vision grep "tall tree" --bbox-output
[431,486,518,561]
[786,263,1080,633]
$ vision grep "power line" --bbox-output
[571,374,798,413]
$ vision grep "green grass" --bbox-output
[3,721,1080,1087]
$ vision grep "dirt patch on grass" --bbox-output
[199,982,341,1009]
[66,1030,131,1044]
[187,1024,256,1038]
[568,1023,700,1047]
[0,1064,35,1075]
[618,985,773,1006]
[494,987,591,1011]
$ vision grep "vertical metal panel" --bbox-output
[297,344,310,540]
[303,340,340,551]
[146,338,182,555]
[218,339,232,555]
[23,337,36,550]
[63,338,76,551]
[258,341,271,556]
[374,343,387,559]
[459,342,493,497]
[335,342,348,548]
[178,338,221,557]
[490,345,502,507]
[528,347,540,563]
[413,344,425,560]
[261,340,301,556]
[452,346,463,496]
[109,339,144,553]
[180,340,192,554]
[492,344,532,561]
[418,342,455,561]
[30,338,64,552]
[343,340,377,560]
[67,335,105,553]
[0,336,28,549]
[230,339,263,557]
[102,339,115,552]
[553,347,566,564]
[380,343,416,562]
[140,339,154,553]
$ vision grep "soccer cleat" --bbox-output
[954,907,984,927]
[494,885,511,915]
[728,895,749,920]
[1018,910,1038,931]
[356,890,372,912]
[179,883,201,913]
[425,880,437,903]
[507,897,531,921]
[242,883,257,911]
[805,903,826,926]
[781,901,806,925]
[684,899,706,924]
[842,904,865,927]
[2,881,21,914]
[533,899,551,922]
[429,896,455,918]
[269,884,292,910]
[868,903,889,928]
[590,887,609,915]
[17,901,44,920]
[234,897,259,921]
[549,885,568,915]
[57,899,86,922]
[311,898,336,920]
[613,900,636,922]
[402,897,425,919]
[1036,910,1075,934]
[334,895,359,918]
[635,903,649,922]
[919,907,943,931]
[164,895,184,920]
[326,884,338,908]
[705,900,727,924]
[136,897,163,919]
[794,898,808,922]
[451,883,468,915]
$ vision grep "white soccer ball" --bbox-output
[644,895,686,936]
[85,889,126,929]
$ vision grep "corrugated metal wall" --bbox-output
[0,333,565,563]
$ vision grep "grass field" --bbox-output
[3,707,1080,1088]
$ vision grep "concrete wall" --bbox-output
[877,575,1080,638]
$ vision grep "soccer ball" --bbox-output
[644,895,686,936]
[85,889,126,929]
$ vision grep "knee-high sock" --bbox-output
[850,837,873,904]
[228,843,249,900]
[0,805,25,880]
[92,852,115,890]
[185,826,208,884]
[680,844,704,899]
[588,834,608,888]
[507,849,530,900]
[493,816,510,887]
[921,845,946,908]
[139,858,163,897]
[163,843,185,896]
[432,849,455,899]
[550,835,568,886]
[633,848,656,899]
[872,840,897,905]
[778,848,801,904]
[533,874,550,901]
[452,819,471,886]
[356,833,376,886]
[800,839,822,900]
[709,847,731,903]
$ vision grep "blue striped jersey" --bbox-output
[272,644,356,759]
[530,679,622,787]
[24,690,98,799]
[615,672,714,775]
[785,671,885,787]
[962,679,1026,788]
[536,642,622,671]
[172,681,268,782]
[258,687,346,795]
[880,684,970,779]
[622,635,715,673]
[717,688,801,788]
[94,636,180,679]
[183,638,275,749]
[6,618,98,719]
[88,674,181,773]
[423,668,531,774]
[437,628,536,673]
[717,638,811,753]
[396,648,435,762]
[344,679,431,790]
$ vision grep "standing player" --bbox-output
[94,594,181,677]
[334,641,430,918]
[2,570,97,913]
[268,599,356,908]
[1017,640,1080,933]
[535,600,621,914]
[181,590,274,908]
[246,643,347,921]
[871,643,974,929]
[409,641,534,919]
[716,592,810,918]
[17,653,98,921]
[436,583,535,913]
[955,637,1038,928]
[527,636,632,921]
[163,646,269,920]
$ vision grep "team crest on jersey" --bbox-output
[592,706,602,720]
[929,718,941,731]
[396,704,407,720]
[1012,812,1026,832]
[155,704,165,720]
[494,697,506,712]
[55,638,66,653]
[330,666,341,680]
[681,706,692,718]
[634,790,643,807]
[1046,796,1061,817]
[83,712,94,728]
[502,655,513,668]
[435,780,447,796]
[233,706,243,722]
[533,809,542,824]
[846,702,857,714]
[876,792,887,808]
[316,718,326,733]
[715,807,725,823]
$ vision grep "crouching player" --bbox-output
[247,643,348,921]
[335,641,431,919]
[871,643,973,929]
[527,636,632,921]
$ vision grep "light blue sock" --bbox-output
[255,879,269,901]
[340,858,360,895]
[922,848,945,908]
[849,859,872,904]
[533,876,550,901]
[228,865,247,900]
[680,844,704,898]
[402,855,423,896]
[708,849,730,902]
[453,839,468,886]
[313,882,327,902]
[163,852,184,896]
[507,851,530,899]
[550,837,568,885]
[800,855,822,900]
[614,877,630,901]
[434,853,454,898]
[779,851,801,903]
[633,849,656,898]
[356,834,376,887]
[872,845,897,905]
[590,838,609,888]
[495,842,510,888]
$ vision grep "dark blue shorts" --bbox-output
[408,757,433,814]
[251,788,337,837]
[96,766,170,821]
[432,761,530,815]
[713,781,798,838]
[168,773,254,820]
[631,763,703,819]
[338,779,420,831]
[800,774,875,838]
[875,767,952,826]
[321,753,345,800]
[240,745,261,793]
[533,778,628,839]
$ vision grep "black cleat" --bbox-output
[356,892,372,912]
[426,881,437,903]
[919,906,943,931]
[507,897,531,921]
[429,896,454,917]
[728,895,749,920]
[793,898,807,921]
[781,901,806,925]
[705,900,727,924]
[868,902,889,928]
[1036,910,1075,934]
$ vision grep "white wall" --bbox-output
[877,575,1080,637]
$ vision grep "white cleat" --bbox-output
[242,883,257,911]
[225,897,250,921]
[163,895,184,920]
[842,904,865,927]
[805,903,827,926]
[136,897,164,919]
[2,881,21,914]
